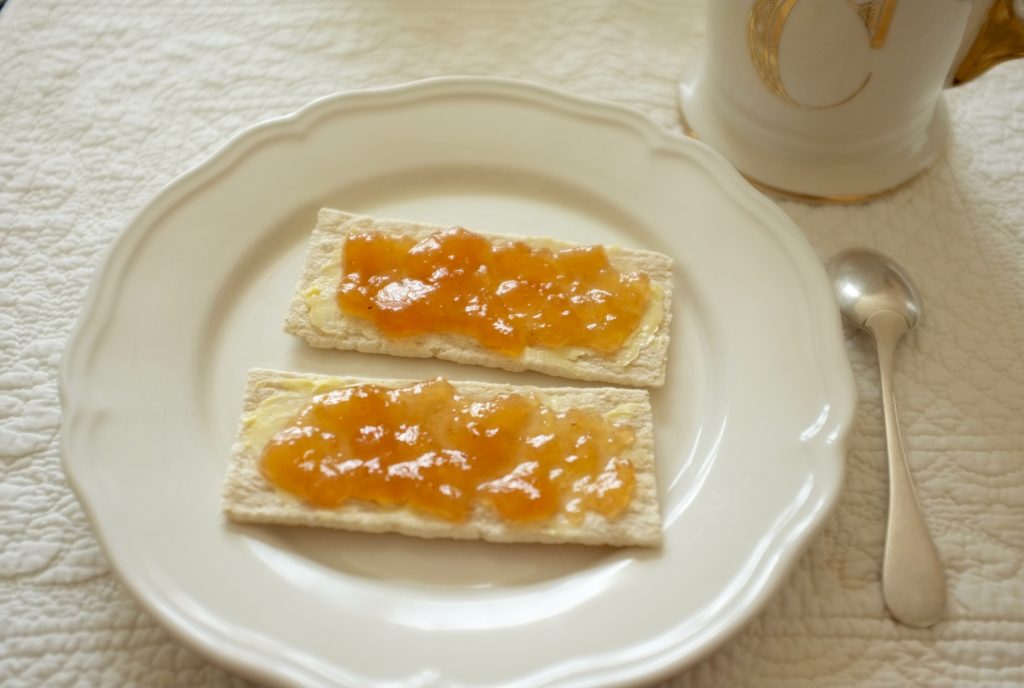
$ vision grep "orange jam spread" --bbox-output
[336,228,652,356]
[260,379,636,523]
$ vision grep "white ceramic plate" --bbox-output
[61,77,856,688]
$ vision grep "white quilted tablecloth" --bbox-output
[2,0,1022,685]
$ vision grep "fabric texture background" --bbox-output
[1,0,1022,685]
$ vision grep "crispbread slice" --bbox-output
[284,209,674,387]
[222,368,662,547]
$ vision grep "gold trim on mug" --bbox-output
[739,170,926,205]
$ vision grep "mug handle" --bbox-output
[952,0,1024,84]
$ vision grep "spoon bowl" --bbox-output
[831,248,922,329]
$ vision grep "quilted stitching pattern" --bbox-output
[1,0,1021,685]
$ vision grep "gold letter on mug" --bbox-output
[748,0,897,107]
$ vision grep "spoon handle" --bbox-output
[868,309,946,628]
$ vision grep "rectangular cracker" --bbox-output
[222,368,662,547]
[284,209,674,387]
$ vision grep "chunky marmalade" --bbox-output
[260,379,636,523]
[336,228,652,356]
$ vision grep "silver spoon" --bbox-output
[829,248,946,628]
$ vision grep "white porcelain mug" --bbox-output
[679,0,1024,201]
